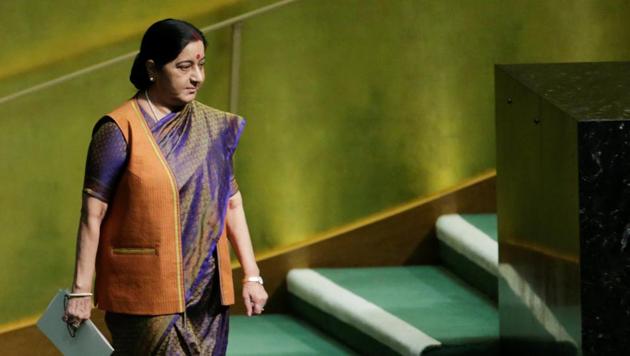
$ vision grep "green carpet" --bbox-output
[227,314,356,355]
[314,266,498,346]
[459,214,497,241]
[290,295,399,356]
[440,243,497,300]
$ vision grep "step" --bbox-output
[227,314,356,355]
[287,266,499,356]
[436,214,498,299]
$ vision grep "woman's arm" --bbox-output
[225,191,268,316]
[63,194,108,324]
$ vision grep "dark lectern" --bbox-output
[496,62,630,356]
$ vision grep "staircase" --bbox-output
[228,214,500,355]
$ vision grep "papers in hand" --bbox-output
[37,289,114,356]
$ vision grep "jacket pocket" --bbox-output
[112,247,157,255]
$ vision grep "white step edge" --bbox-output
[436,214,499,276]
[287,268,441,356]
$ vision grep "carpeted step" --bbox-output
[436,214,498,299]
[227,314,357,355]
[287,266,499,356]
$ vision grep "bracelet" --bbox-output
[66,292,93,298]
[242,276,264,285]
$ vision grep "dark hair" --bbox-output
[130,19,207,90]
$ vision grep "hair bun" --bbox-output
[129,53,150,90]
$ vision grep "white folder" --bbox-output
[36,289,114,356]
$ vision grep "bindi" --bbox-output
[196,53,201,60]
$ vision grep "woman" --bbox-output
[63,19,268,355]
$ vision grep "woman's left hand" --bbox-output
[243,282,268,316]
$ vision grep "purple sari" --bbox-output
[83,95,245,355]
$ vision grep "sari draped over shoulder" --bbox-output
[83,98,245,355]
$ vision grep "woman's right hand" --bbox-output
[64,195,108,327]
[62,296,92,327]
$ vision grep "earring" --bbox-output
[149,76,155,82]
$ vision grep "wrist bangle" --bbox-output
[242,276,263,285]
[67,292,93,298]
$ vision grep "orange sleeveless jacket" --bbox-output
[94,100,235,315]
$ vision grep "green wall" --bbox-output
[2,0,630,325]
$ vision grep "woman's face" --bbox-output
[151,40,206,106]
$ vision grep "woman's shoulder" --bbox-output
[193,100,239,119]
[192,101,245,151]
[105,99,136,120]
[90,115,128,148]
[192,100,245,127]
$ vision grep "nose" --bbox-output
[190,65,204,86]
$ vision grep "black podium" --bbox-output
[496,62,630,356]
